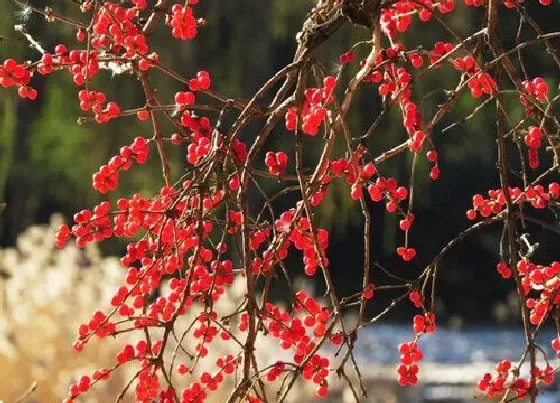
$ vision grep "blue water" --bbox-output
[357,324,557,364]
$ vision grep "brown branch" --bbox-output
[138,71,172,187]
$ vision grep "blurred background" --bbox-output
[1,0,560,401]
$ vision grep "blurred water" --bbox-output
[356,324,556,364]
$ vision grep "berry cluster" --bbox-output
[518,259,560,325]
[397,341,423,386]
[59,201,113,249]
[273,212,329,277]
[169,4,199,41]
[466,182,560,220]
[429,41,454,65]
[451,54,498,99]
[339,50,355,64]
[521,77,548,103]
[78,90,121,123]
[409,289,424,308]
[184,116,212,164]
[412,312,436,334]
[264,151,288,176]
[0,59,35,99]
[188,70,212,92]
[524,126,544,169]
[285,76,336,136]
[92,137,149,193]
[303,355,330,398]
[380,0,455,38]
[477,360,533,400]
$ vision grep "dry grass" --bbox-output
[0,216,321,402]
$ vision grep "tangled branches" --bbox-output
[4,0,560,402]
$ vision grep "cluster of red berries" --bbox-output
[368,176,409,211]
[265,151,288,176]
[216,354,240,375]
[329,152,374,186]
[249,227,271,251]
[430,41,454,65]
[229,138,248,162]
[149,294,182,322]
[426,150,440,180]
[113,193,166,239]
[182,115,212,164]
[181,381,208,403]
[55,223,72,248]
[406,52,423,69]
[520,77,548,118]
[64,368,111,403]
[93,3,150,57]
[185,356,238,394]
[78,90,121,123]
[303,354,330,398]
[367,58,412,101]
[54,45,102,85]
[464,0,484,7]
[267,361,286,382]
[0,59,36,99]
[93,3,137,36]
[450,53,497,98]
[396,309,436,386]
[198,369,223,391]
[396,246,417,261]
[58,201,113,249]
[468,71,497,99]
[248,297,335,397]
[466,182,560,220]
[122,34,149,58]
[92,137,149,193]
[517,259,560,325]
[339,50,355,64]
[363,46,434,163]
[134,365,161,402]
[275,213,329,277]
[175,90,196,107]
[412,312,436,334]
[188,70,212,92]
[478,360,533,400]
[524,126,544,169]
[169,4,199,41]
[226,210,242,233]
[285,76,336,136]
[67,375,92,400]
[522,77,548,102]
[330,153,417,261]
[77,309,115,344]
[380,0,454,38]
[397,341,423,386]
[187,136,211,165]
[453,55,476,72]
[409,289,424,308]
[386,1,428,34]
[263,291,332,356]
[298,292,331,337]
